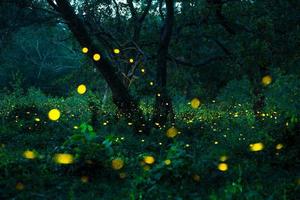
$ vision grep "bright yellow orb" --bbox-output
[113,48,120,54]
[112,158,124,170]
[82,47,89,54]
[129,58,134,63]
[276,143,283,150]
[164,159,171,165]
[48,109,61,121]
[262,75,272,86]
[218,163,228,171]
[77,84,87,95]
[93,53,101,61]
[191,98,201,109]
[166,127,178,138]
[144,156,155,164]
[23,150,36,159]
[249,142,264,152]
[54,153,74,164]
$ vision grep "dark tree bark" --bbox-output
[47,0,148,133]
[153,0,174,126]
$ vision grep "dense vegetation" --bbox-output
[0,0,299,199]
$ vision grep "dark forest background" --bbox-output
[0,0,299,199]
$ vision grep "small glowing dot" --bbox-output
[214,141,219,144]
[276,143,283,150]
[23,150,36,159]
[113,48,120,54]
[193,174,200,182]
[249,142,264,152]
[16,182,24,190]
[262,75,272,86]
[166,127,178,138]
[77,84,87,95]
[128,122,133,126]
[34,118,40,122]
[218,163,228,171]
[141,68,145,73]
[164,159,171,165]
[144,156,155,164]
[149,81,154,86]
[81,176,89,183]
[129,58,134,63]
[54,153,74,164]
[157,93,161,97]
[143,165,151,171]
[48,109,61,121]
[112,158,124,170]
[191,98,201,109]
[93,53,101,61]
[82,47,89,54]
[219,155,228,162]
[74,126,79,129]
[119,172,126,179]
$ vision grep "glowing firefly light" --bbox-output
[93,53,101,61]
[166,127,178,138]
[112,158,124,170]
[23,150,36,159]
[48,109,61,121]
[218,163,228,171]
[164,159,171,165]
[191,98,201,109]
[82,47,89,54]
[144,156,155,164]
[54,153,74,164]
[262,75,272,86]
[276,143,283,150]
[77,84,87,95]
[249,142,264,152]
[113,48,120,54]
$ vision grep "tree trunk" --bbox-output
[153,0,175,126]
[47,0,148,133]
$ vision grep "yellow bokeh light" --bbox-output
[143,165,151,171]
[166,127,178,138]
[82,47,89,54]
[262,75,272,86]
[112,158,124,170]
[16,182,24,190]
[218,163,228,171]
[193,174,200,182]
[93,53,101,61]
[23,150,36,159]
[191,98,201,109]
[113,48,120,54]
[164,159,171,165]
[54,153,74,164]
[141,68,145,73]
[129,58,134,63]
[77,84,87,95]
[119,172,127,179]
[249,142,264,152]
[81,176,89,183]
[144,156,155,164]
[276,143,283,150]
[48,109,61,121]
[219,155,228,162]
